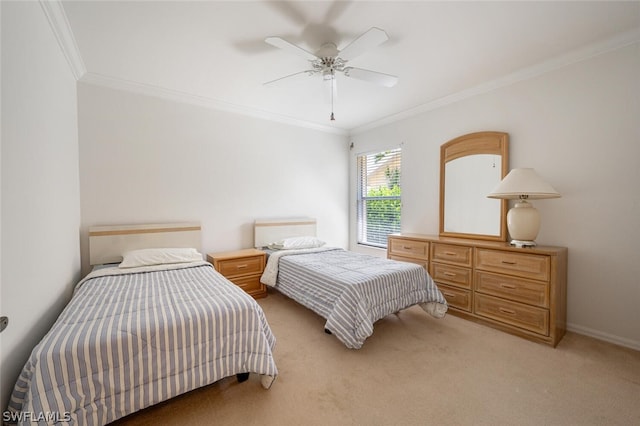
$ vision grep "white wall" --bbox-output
[1,1,81,410]
[0,12,635,418]
[350,43,640,350]
[78,83,349,275]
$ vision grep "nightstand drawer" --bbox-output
[475,271,549,308]
[431,243,472,267]
[215,255,264,277]
[231,275,265,297]
[438,283,471,312]
[475,294,549,335]
[388,238,429,260]
[431,263,472,289]
[475,248,550,281]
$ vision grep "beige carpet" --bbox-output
[113,289,640,426]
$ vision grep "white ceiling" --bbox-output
[62,1,640,133]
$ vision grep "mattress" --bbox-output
[6,261,277,425]
[261,248,447,349]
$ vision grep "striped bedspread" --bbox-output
[262,248,447,349]
[7,262,277,425]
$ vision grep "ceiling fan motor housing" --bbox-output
[312,43,346,78]
[316,42,339,58]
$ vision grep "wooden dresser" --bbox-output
[207,248,267,299]
[388,233,567,347]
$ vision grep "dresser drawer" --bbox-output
[431,243,472,267]
[388,238,429,260]
[216,255,264,277]
[431,263,472,289]
[475,271,549,308]
[475,294,549,335]
[389,255,428,270]
[437,283,471,312]
[475,248,550,281]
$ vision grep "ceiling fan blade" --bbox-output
[265,37,318,61]
[343,67,398,88]
[323,0,353,24]
[264,70,316,86]
[338,27,389,61]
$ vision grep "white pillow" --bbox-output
[268,236,325,250]
[119,247,203,268]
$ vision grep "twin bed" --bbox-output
[8,219,447,425]
[255,218,447,349]
[7,223,277,425]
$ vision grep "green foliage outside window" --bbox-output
[365,166,401,245]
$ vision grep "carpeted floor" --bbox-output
[113,289,640,425]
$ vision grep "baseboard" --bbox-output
[567,323,640,351]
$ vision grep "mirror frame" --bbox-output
[439,131,509,242]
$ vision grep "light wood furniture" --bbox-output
[440,131,509,241]
[388,233,567,347]
[207,249,267,299]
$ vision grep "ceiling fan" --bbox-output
[264,27,398,121]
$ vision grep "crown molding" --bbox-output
[39,0,86,80]
[350,27,640,135]
[79,72,348,136]
[45,0,638,138]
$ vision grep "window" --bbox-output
[356,148,402,248]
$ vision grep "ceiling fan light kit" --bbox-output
[264,27,399,121]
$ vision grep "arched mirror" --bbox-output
[439,131,509,241]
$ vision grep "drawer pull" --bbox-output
[236,264,249,269]
[498,307,516,315]
[500,283,517,289]
[444,251,457,256]
[501,260,517,265]
[402,246,413,250]
[443,293,457,298]
[443,272,456,277]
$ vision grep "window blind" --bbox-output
[356,148,402,248]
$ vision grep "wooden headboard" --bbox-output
[88,222,201,265]
[254,218,316,248]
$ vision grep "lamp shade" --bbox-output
[487,168,561,200]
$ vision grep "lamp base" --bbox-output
[507,200,541,246]
[510,239,537,248]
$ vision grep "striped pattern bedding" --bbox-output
[264,248,447,349]
[7,262,277,425]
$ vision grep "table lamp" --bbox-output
[487,168,560,247]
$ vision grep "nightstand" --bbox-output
[207,248,267,299]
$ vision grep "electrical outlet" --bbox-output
[0,316,8,333]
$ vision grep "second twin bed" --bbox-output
[255,218,448,349]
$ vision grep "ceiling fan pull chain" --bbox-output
[330,75,336,121]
